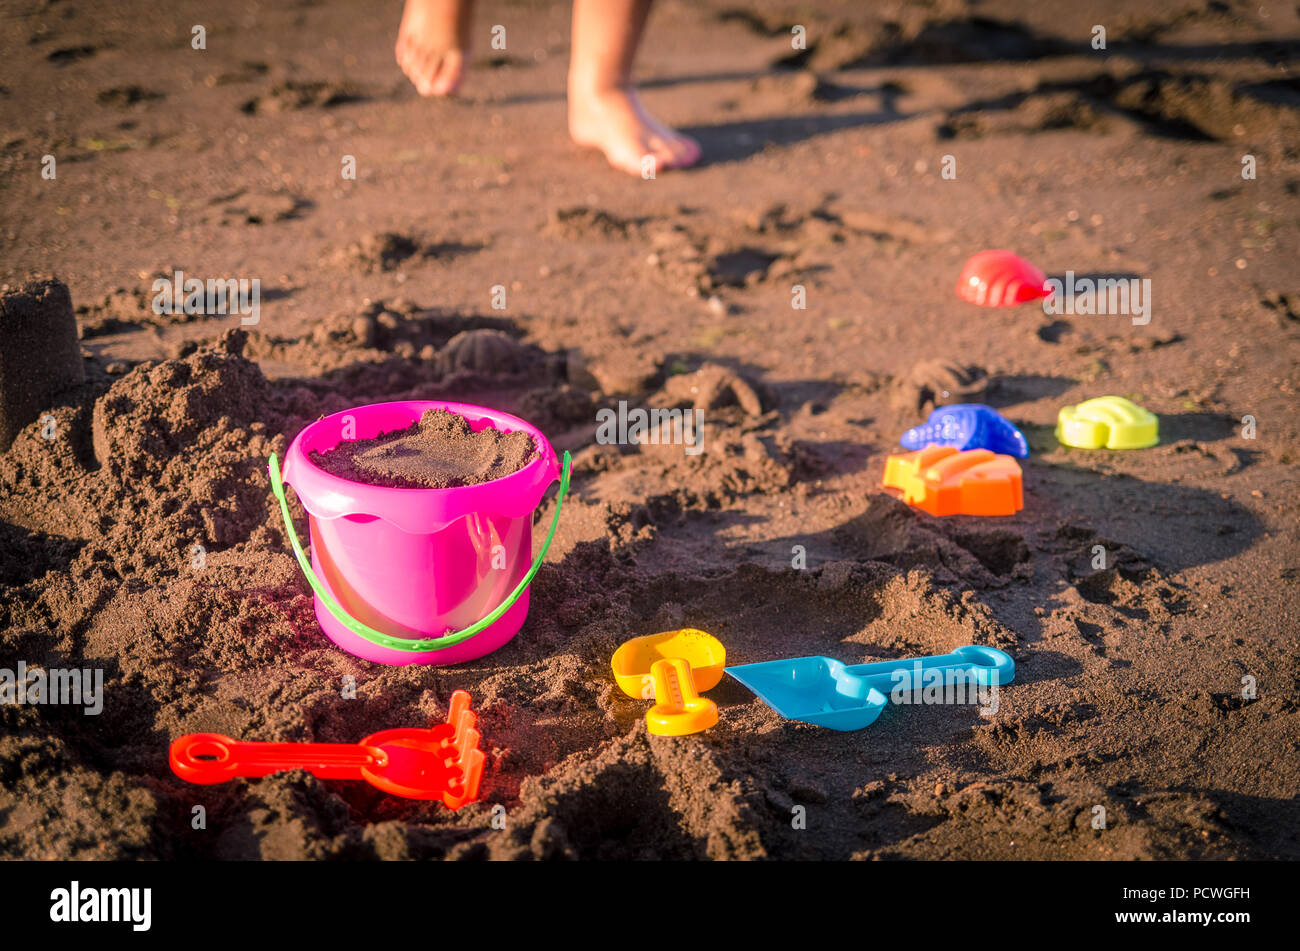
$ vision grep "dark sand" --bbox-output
[1,0,1298,860]
[309,408,538,488]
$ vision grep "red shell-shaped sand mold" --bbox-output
[956,250,1049,307]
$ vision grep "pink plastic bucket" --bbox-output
[274,400,563,666]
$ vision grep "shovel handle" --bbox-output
[169,733,386,784]
[846,645,1014,690]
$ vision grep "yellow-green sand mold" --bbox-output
[1056,396,1159,450]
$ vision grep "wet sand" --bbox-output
[1,0,1298,859]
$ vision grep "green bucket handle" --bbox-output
[268,449,571,653]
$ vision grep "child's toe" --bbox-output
[429,51,466,96]
[648,138,682,171]
[667,134,701,168]
[411,55,440,96]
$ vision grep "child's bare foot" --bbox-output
[569,84,701,176]
[395,0,473,97]
[567,0,701,176]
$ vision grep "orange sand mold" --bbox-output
[882,445,1023,516]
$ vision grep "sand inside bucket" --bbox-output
[309,408,538,489]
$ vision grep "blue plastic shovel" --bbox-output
[726,645,1014,731]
